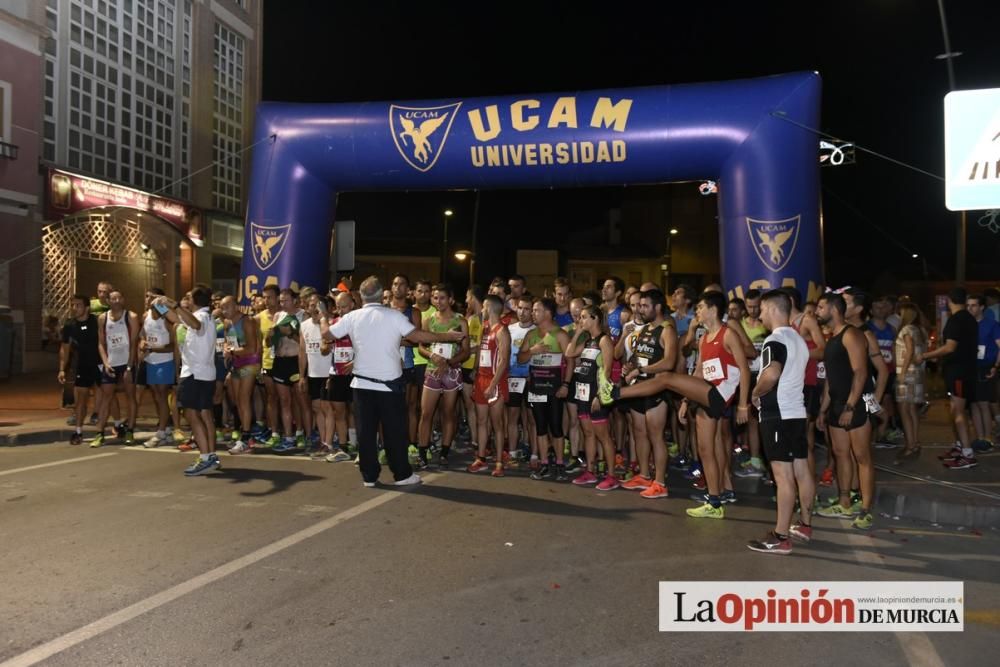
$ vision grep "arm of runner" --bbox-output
[128,311,141,367]
[752,341,784,405]
[918,337,956,362]
[842,327,869,424]
[724,327,751,424]
[817,380,830,431]
[865,330,890,404]
[565,329,588,359]
[58,335,71,385]
[734,321,757,359]
[641,325,680,375]
[97,313,111,369]
[557,329,572,396]
[804,315,826,360]
[401,307,421,347]
[516,330,538,365]
[599,334,614,381]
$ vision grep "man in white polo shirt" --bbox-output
[155,285,220,476]
[324,276,464,487]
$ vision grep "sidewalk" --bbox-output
[2,372,998,527]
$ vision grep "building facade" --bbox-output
[0,0,261,372]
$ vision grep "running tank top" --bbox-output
[258,310,276,370]
[741,318,768,373]
[606,305,625,341]
[633,321,667,378]
[143,312,172,365]
[791,314,819,385]
[508,323,535,378]
[699,324,740,402]
[463,315,483,370]
[300,318,332,378]
[476,323,505,379]
[413,305,437,366]
[528,329,563,397]
[104,311,131,367]
[572,333,604,403]
[426,311,462,371]
[867,320,895,368]
[398,305,415,369]
[329,315,355,376]
[824,326,874,403]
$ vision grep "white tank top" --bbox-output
[143,312,173,365]
[301,318,332,378]
[105,311,131,367]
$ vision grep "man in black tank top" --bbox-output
[814,293,877,531]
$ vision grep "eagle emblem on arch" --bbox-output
[746,215,801,272]
[250,222,291,271]
[389,102,462,173]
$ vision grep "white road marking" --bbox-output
[0,473,439,667]
[0,453,117,477]
[842,529,946,667]
[127,491,173,498]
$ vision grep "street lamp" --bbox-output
[454,249,474,285]
[663,228,678,293]
[441,209,454,282]
[936,0,965,282]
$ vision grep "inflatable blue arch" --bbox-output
[239,71,823,302]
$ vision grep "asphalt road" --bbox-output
[1,442,998,666]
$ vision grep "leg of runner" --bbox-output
[641,401,669,497]
[332,400,350,450]
[565,401,581,469]
[689,410,724,518]
[473,402,490,465]
[574,415,598,483]
[406,381,420,446]
[822,426,854,514]
[487,398,506,475]
[92,376,116,446]
[462,378,477,452]
[438,388,460,466]
[718,419,735,495]
[418,386,443,465]
[626,408,651,486]
[274,381,294,443]
[848,419,876,529]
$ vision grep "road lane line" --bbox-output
[0,453,117,477]
[0,474,439,667]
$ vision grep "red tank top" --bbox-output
[476,323,506,379]
[330,316,354,376]
[699,324,741,401]
[791,314,818,386]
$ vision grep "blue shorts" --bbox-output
[146,360,176,386]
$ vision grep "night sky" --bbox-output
[261,0,1000,289]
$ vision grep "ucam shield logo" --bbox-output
[390,102,462,172]
[250,222,291,271]
[747,216,801,272]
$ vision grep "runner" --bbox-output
[467,295,511,476]
[256,284,281,447]
[553,277,574,328]
[814,292,879,530]
[319,292,358,460]
[417,284,470,468]
[220,296,261,454]
[594,291,751,518]
[746,290,813,555]
[967,294,1000,450]
[893,302,927,463]
[268,288,306,453]
[920,287,982,469]
[154,286,221,476]
[519,298,572,481]
[59,294,101,445]
[299,294,343,461]
[620,289,678,499]
[735,290,768,479]
[507,274,527,313]
[390,274,423,451]
[139,288,176,447]
[566,304,619,490]
[461,285,485,453]
[92,290,141,447]
[506,295,536,466]
[786,287,827,485]
[411,279,436,390]
[868,295,899,445]
[602,276,631,468]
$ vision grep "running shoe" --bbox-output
[377,449,388,465]
[852,512,873,530]
[789,523,813,542]
[89,433,105,448]
[971,439,994,453]
[595,474,621,491]
[943,456,978,470]
[123,430,135,445]
[733,461,764,478]
[530,464,551,481]
[691,477,706,490]
[310,444,333,460]
[690,491,710,503]
[815,503,855,519]
[69,432,83,446]
[529,455,540,471]
[172,430,188,443]
[325,449,352,463]
[554,464,569,481]
[114,423,127,440]
[144,432,166,448]
[667,442,680,458]
[937,445,963,461]
[467,458,490,473]
[621,474,652,491]
[177,440,198,452]
[572,470,599,486]
[273,439,299,455]
[491,465,505,478]
[228,440,252,455]
[670,455,690,471]
[720,490,738,504]
[407,444,420,462]
[215,429,226,443]
[564,456,584,473]
[393,473,422,486]
[639,481,669,499]
[683,462,703,480]
[818,468,834,486]
[184,454,221,476]
[685,503,724,519]
[257,434,280,450]
[747,531,791,555]
[438,455,450,470]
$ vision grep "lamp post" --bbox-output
[454,250,474,287]
[936,0,965,282]
[662,227,678,293]
[441,209,453,282]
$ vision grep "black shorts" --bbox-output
[761,418,808,462]
[74,362,102,388]
[177,376,214,411]
[694,386,729,420]
[975,367,995,404]
[945,374,976,402]
[328,374,353,403]
[575,398,609,422]
[628,381,668,415]
[827,399,869,431]
[270,356,300,385]
[402,366,420,386]
[461,367,475,385]
[803,383,822,419]
[308,376,330,401]
[413,364,427,386]
[529,395,564,438]
[99,363,134,385]
[135,361,148,386]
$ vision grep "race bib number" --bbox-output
[978,345,986,360]
[431,343,453,359]
[479,348,492,367]
[816,361,827,380]
[862,392,881,415]
[527,392,548,403]
[749,343,763,372]
[574,382,591,401]
[108,334,126,349]
[146,333,161,347]
[531,352,562,367]
[637,356,649,368]
[702,358,724,382]
[508,377,527,394]
[306,339,322,354]
[334,346,354,363]
[215,338,225,354]
[226,334,239,349]
[581,347,600,361]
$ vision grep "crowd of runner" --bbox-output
[58,276,1000,554]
